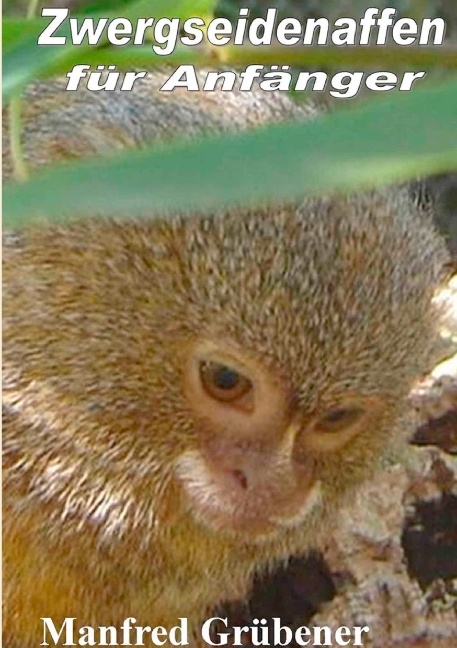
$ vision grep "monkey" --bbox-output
[2,70,451,647]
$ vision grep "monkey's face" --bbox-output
[162,195,447,545]
[175,338,384,539]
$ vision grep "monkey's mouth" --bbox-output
[174,451,320,538]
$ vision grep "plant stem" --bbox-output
[10,0,41,180]
[26,0,41,20]
[9,95,29,182]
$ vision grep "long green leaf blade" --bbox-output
[4,79,457,227]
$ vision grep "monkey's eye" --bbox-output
[314,407,365,433]
[199,362,253,403]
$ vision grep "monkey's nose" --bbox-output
[230,469,248,490]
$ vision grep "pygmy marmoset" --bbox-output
[2,71,450,647]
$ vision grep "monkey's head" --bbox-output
[164,190,448,548]
[3,188,448,561]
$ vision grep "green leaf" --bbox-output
[119,0,215,23]
[4,78,457,228]
[72,0,142,17]
[2,18,46,51]
[3,23,74,101]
